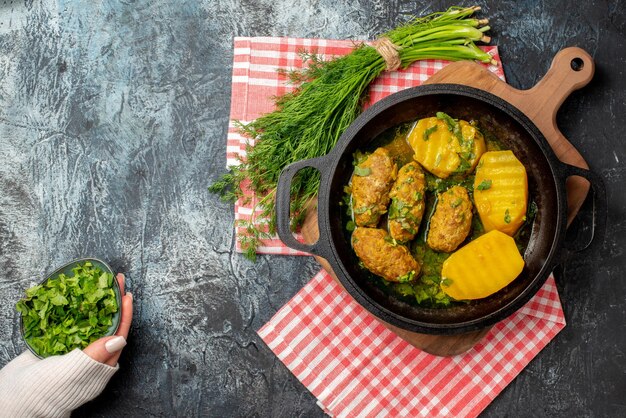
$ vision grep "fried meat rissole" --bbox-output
[351,148,397,227]
[427,186,473,253]
[388,162,427,243]
[352,227,420,282]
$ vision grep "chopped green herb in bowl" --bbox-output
[16,258,121,358]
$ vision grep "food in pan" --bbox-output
[388,162,427,243]
[440,230,525,300]
[351,147,398,227]
[346,113,532,307]
[407,113,486,178]
[426,185,473,252]
[352,227,420,282]
[473,150,528,236]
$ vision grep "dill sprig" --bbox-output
[210,6,495,260]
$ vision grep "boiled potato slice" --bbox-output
[474,150,528,236]
[407,115,486,178]
[440,230,524,300]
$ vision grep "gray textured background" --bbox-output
[0,0,624,416]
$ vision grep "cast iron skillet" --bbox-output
[275,84,605,335]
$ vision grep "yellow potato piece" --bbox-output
[441,230,525,300]
[461,122,487,171]
[474,150,528,236]
[407,116,486,178]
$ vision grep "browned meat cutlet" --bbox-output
[351,148,397,227]
[388,162,426,243]
[352,227,420,282]
[427,186,473,252]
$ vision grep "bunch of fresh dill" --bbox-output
[210,6,495,260]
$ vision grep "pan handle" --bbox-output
[275,156,331,257]
[558,162,607,256]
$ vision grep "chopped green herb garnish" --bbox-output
[353,166,372,176]
[435,153,442,167]
[436,111,462,142]
[441,278,453,286]
[454,156,472,173]
[16,261,118,358]
[346,220,356,231]
[388,200,399,219]
[476,179,492,191]
[395,283,415,296]
[341,193,351,208]
[353,205,373,215]
[504,208,511,224]
[436,112,456,131]
[352,151,368,166]
[397,270,415,283]
[423,125,438,141]
[384,235,398,246]
[435,290,449,300]
[451,198,463,208]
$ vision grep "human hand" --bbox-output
[0,273,133,416]
[83,273,133,367]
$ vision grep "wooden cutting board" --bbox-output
[300,47,594,356]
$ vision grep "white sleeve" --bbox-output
[0,349,118,418]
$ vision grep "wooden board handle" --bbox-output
[425,47,595,224]
[505,47,594,168]
[512,47,595,130]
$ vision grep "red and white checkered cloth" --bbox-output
[258,269,566,417]
[227,36,504,255]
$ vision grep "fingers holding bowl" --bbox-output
[113,272,133,338]
[84,273,133,366]
[116,290,133,340]
[116,273,125,295]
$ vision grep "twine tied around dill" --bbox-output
[371,36,402,71]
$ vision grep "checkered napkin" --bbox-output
[227,37,504,255]
[258,270,566,417]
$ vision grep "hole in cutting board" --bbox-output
[570,58,584,71]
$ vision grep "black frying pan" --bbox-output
[275,84,605,335]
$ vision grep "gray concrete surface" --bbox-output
[0,0,624,416]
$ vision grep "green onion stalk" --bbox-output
[210,6,495,260]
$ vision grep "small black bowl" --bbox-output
[19,257,122,358]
